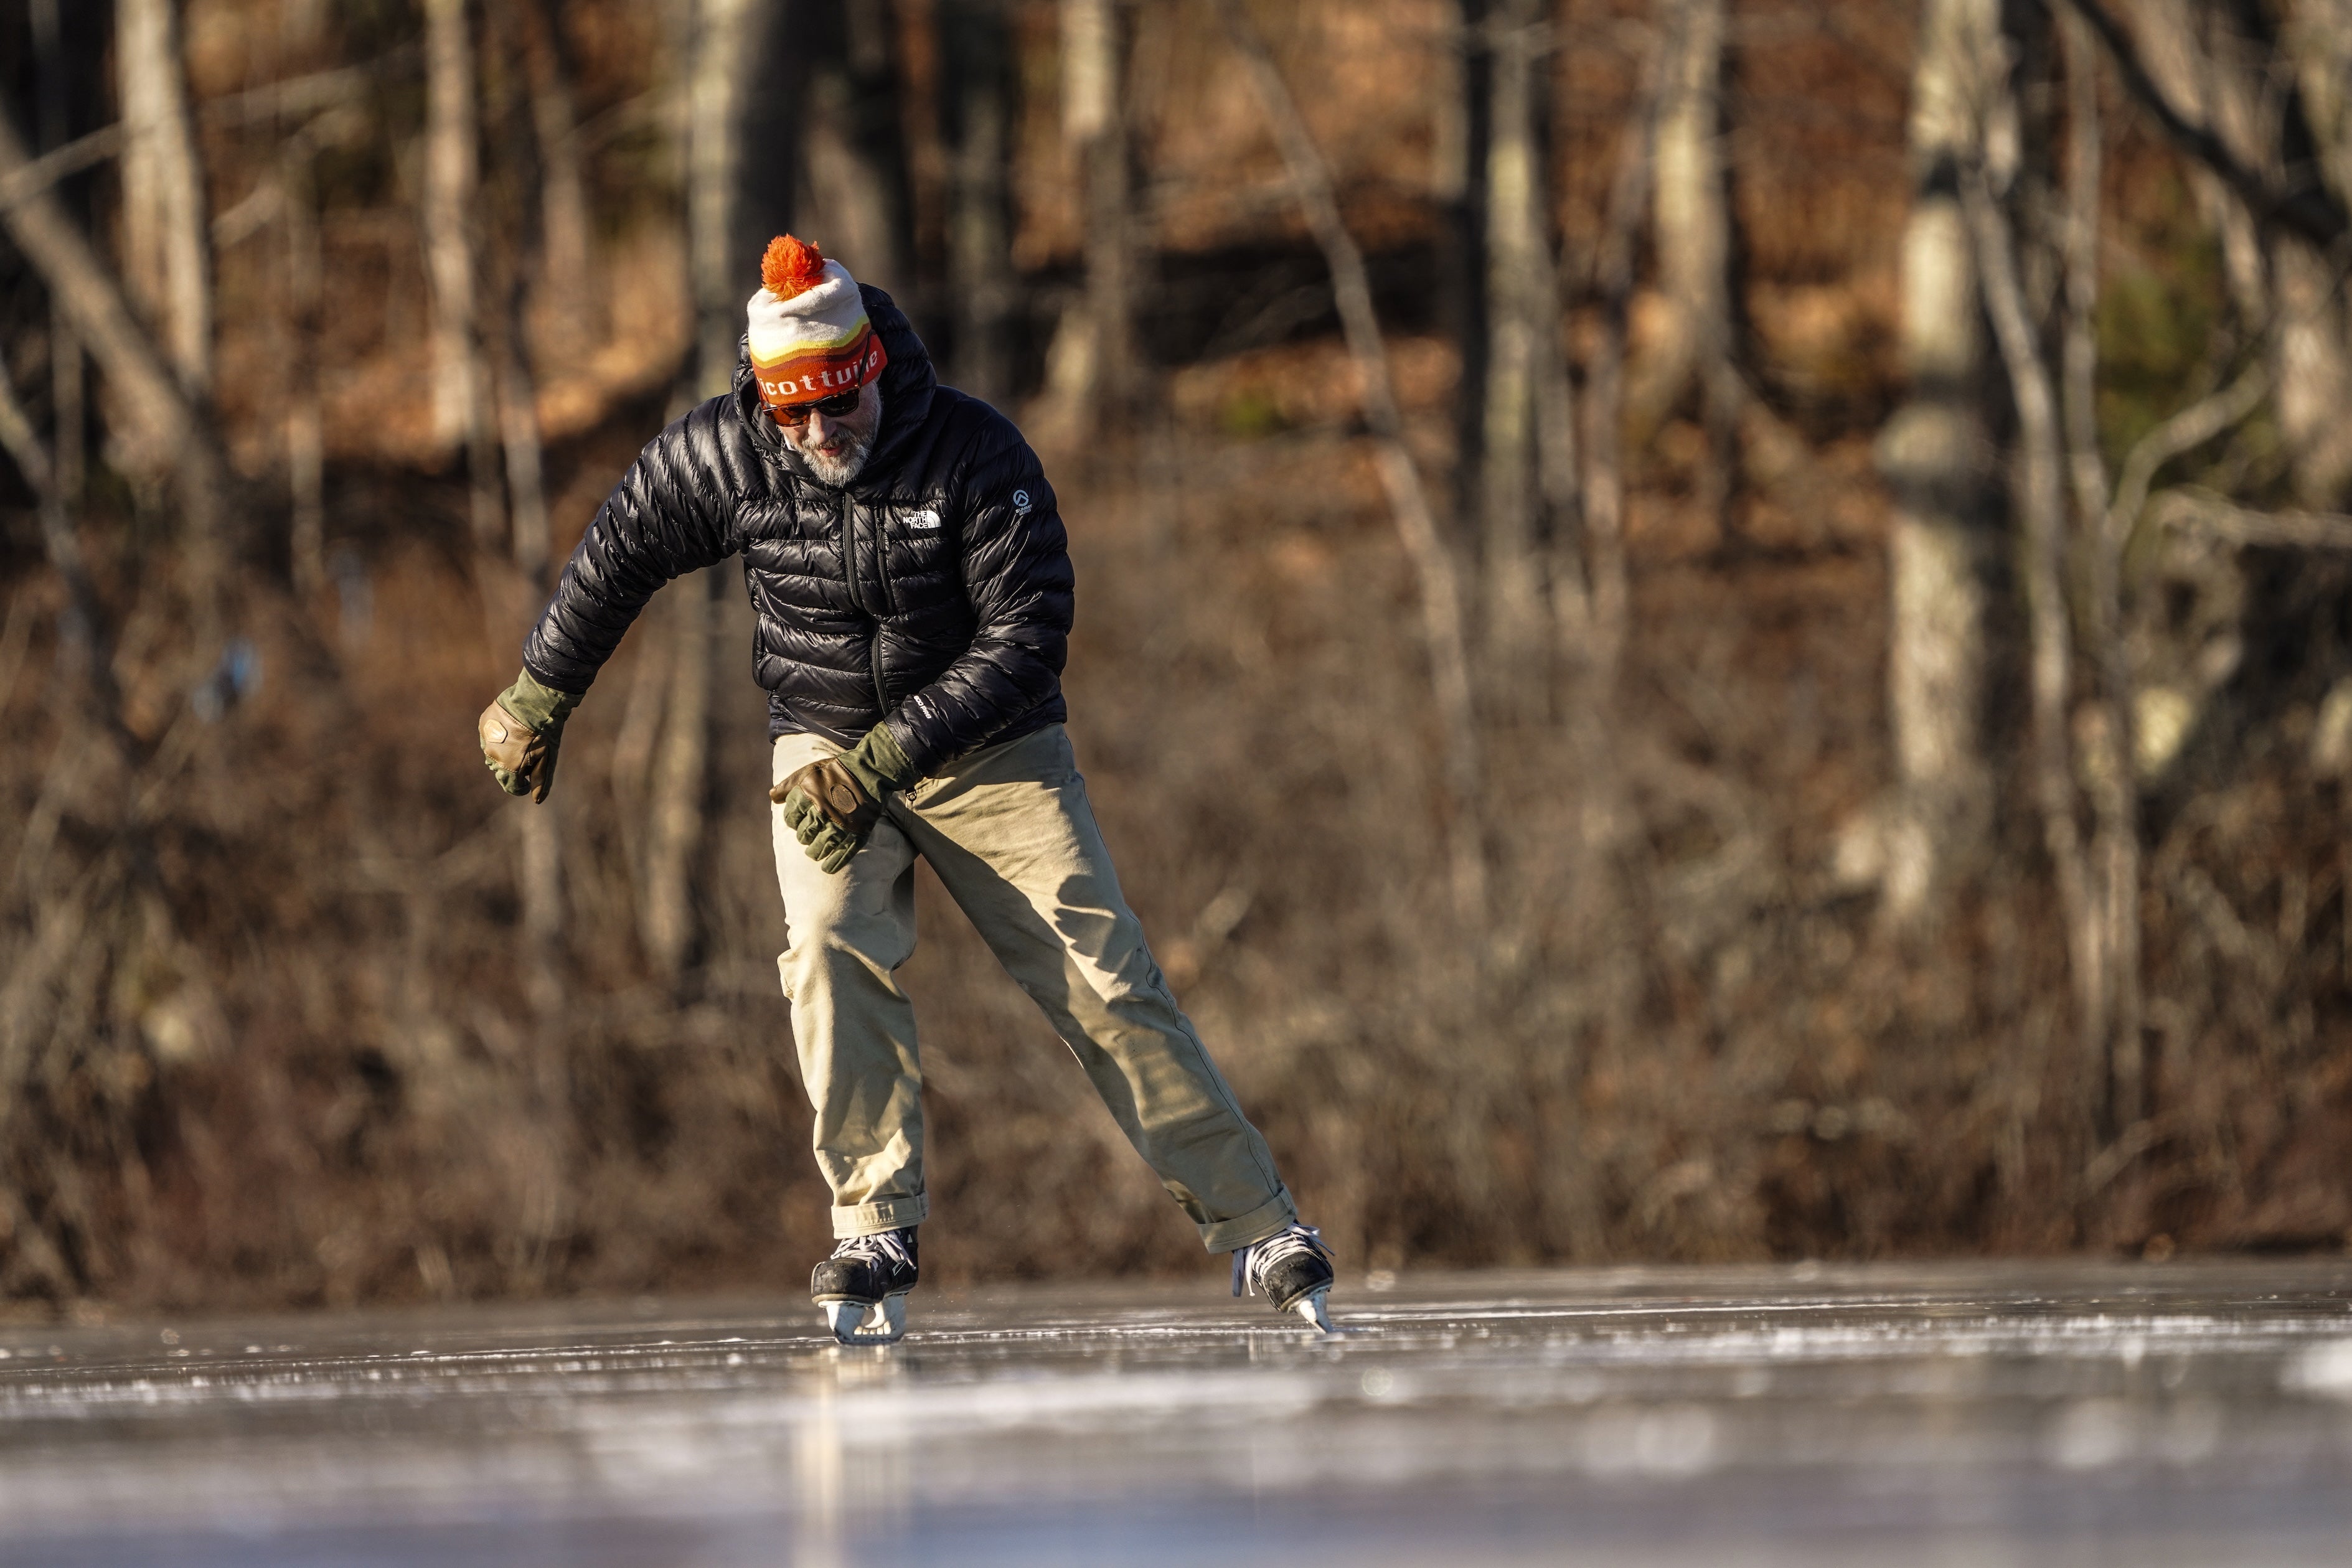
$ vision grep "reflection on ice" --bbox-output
[1,1260,2350,1566]
[2285,1336,2352,1394]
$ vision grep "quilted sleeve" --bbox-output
[520,397,740,695]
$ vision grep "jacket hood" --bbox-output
[733,283,938,491]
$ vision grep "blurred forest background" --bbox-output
[2,0,2352,1313]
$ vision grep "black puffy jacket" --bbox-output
[521,286,1072,776]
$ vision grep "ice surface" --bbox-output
[2,1259,2351,1565]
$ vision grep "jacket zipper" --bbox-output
[839,499,890,716]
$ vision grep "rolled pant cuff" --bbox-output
[1200,1191,1298,1253]
[832,1196,928,1239]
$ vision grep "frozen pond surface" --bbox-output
[5,1259,2352,1565]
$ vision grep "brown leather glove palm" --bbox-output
[478,669,581,803]
[772,725,919,873]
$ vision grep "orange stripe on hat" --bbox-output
[750,324,890,408]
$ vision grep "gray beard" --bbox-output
[798,435,872,486]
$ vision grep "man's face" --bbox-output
[776,382,883,486]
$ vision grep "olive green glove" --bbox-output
[477,668,581,803]
[771,724,920,873]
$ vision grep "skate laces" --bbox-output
[831,1229,915,1270]
[1231,1223,1330,1298]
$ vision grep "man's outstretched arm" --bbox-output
[481,401,737,800]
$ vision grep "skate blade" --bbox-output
[1291,1288,1334,1333]
[819,1293,909,1346]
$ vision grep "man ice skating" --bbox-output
[476,237,1334,1343]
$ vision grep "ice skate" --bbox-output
[811,1227,918,1345]
[1232,1223,1336,1332]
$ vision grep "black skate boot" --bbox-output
[1231,1223,1335,1332]
[811,1227,918,1345]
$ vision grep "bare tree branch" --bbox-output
[0,364,142,770]
[2152,487,2352,549]
[1217,0,1487,925]
[1963,166,2103,1087]
[0,124,126,212]
[2104,362,2270,550]
[0,54,419,215]
[0,89,238,603]
[2056,0,2347,248]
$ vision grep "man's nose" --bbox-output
[806,410,839,443]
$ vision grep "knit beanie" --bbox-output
[745,236,889,412]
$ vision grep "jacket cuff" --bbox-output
[849,720,921,793]
[518,657,587,702]
[502,667,583,731]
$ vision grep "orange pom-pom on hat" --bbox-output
[761,235,828,299]
[745,234,888,411]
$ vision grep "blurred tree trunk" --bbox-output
[1967,163,2101,1145]
[2126,1,2352,510]
[278,0,325,596]
[1531,31,1579,674]
[504,479,561,1020]
[513,0,595,345]
[687,0,761,397]
[1050,0,1138,435]
[424,0,477,448]
[423,0,501,553]
[31,0,82,504]
[1512,26,1661,1265]
[1442,0,1490,527]
[2058,16,2143,1132]
[941,0,1018,405]
[1477,0,1555,716]
[1576,39,1656,716]
[1871,0,2011,927]
[458,9,573,1266]
[1634,0,1738,527]
[492,339,548,591]
[798,0,913,294]
[278,0,330,599]
[728,3,802,282]
[114,0,211,395]
[1541,34,1662,1264]
[2276,1,2352,505]
[641,0,765,985]
[282,133,324,597]
[484,0,550,589]
[642,581,714,982]
[485,0,563,1012]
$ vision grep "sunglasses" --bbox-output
[770,387,864,426]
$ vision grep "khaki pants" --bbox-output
[771,723,1296,1251]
